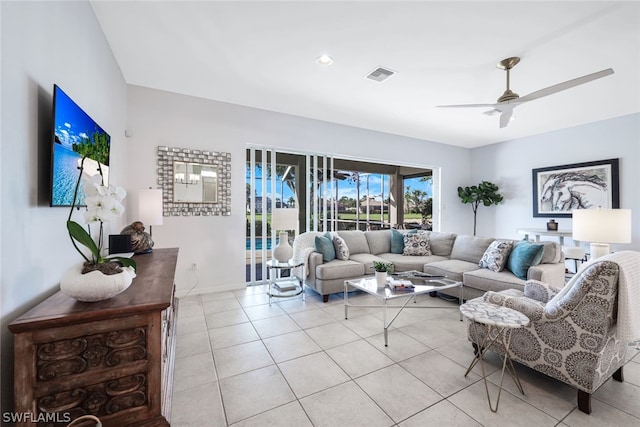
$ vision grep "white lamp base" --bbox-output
[589,243,610,260]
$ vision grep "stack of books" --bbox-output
[388,279,414,290]
[273,281,298,292]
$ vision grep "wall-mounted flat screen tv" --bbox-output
[50,84,111,207]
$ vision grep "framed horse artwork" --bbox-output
[532,158,619,218]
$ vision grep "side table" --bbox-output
[266,259,305,305]
[460,299,530,412]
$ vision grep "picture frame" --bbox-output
[532,158,619,218]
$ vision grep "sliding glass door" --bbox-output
[246,147,434,284]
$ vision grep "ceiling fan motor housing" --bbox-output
[497,89,519,103]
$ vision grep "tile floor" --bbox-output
[171,286,640,427]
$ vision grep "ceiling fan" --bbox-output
[437,57,614,128]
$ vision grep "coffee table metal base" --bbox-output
[344,277,463,347]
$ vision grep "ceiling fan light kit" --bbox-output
[437,56,614,128]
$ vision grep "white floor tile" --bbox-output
[262,330,321,363]
[228,401,313,427]
[326,339,394,378]
[173,286,640,427]
[213,340,274,379]
[219,365,296,425]
[209,322,260,350]
[300,381,393,427]
[172,381,226,427]
[251,314,301,339]
[305,321,361,350]
[355,364,442,422]
[278,351,350,398]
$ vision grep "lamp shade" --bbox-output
[271,208,299,235]
[572,209,631,244]
[138,189,164,226]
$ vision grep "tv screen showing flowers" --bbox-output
[50,84,111,207]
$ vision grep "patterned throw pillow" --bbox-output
[333,235,350,260]
[402,233,432,256]
[479,240,514,272]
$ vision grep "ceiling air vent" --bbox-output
[365,67,395,83]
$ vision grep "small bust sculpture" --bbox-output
[120,221,154,254]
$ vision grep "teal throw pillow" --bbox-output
[315,232,336,262]
[507,241,544,280]
[391,229,404,254]
[390,228,417,254]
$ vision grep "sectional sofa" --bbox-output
[292,229,565,302]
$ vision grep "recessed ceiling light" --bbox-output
[316,55,334,66]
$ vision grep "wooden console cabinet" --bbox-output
[8,248,179,426]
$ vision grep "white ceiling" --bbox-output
[91,1,640,148]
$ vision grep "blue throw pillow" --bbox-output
[390,228,417,254]
[315,232,336,262]
[507,241,544,280]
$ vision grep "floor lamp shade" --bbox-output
[572,209,631,258]
[138,189,164,227]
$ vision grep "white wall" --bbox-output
[126,85,472,295]
[0,1,127,413]
[470,113,640,253]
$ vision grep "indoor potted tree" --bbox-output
[457,181,503,235]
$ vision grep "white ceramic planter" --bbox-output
[375,271,387,288]
[60,264,136,302]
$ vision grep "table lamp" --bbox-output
[572,208,631,259]
[271,208,299,262]
[138,188,164,237]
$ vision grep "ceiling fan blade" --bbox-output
[518,68,614,103]
[499,109,513,128]
[436,103,497,109]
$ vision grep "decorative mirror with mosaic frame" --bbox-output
[157,146,231,216]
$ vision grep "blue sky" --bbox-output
[54,85,109,151]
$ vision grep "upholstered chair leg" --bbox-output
[322,295,329,303]
[577,390,592,414]
[472,342,481,356]
[613,366,624,382]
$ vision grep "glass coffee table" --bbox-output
[344,274,463,346]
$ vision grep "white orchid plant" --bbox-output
[67,157,136,274]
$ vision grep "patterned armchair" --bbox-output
[466,251,640,414]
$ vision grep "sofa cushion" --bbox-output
[450,235,495,264]
[333,235,350,260]
[378,253,448,272]
[337,230,370,255]
[507,241,544,280]
[539,241,562,264]
[314,232,336,262]
[403,233,432,256]
[390,228,415,254]
[315,259,366,280]
[463,268,525,293]
[344,253,387,275]
[423,259,481,282]
[427,232,457,256]
[365,230,391,255]
[478,240,514,272]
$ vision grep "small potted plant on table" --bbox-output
[373,261,394,288]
